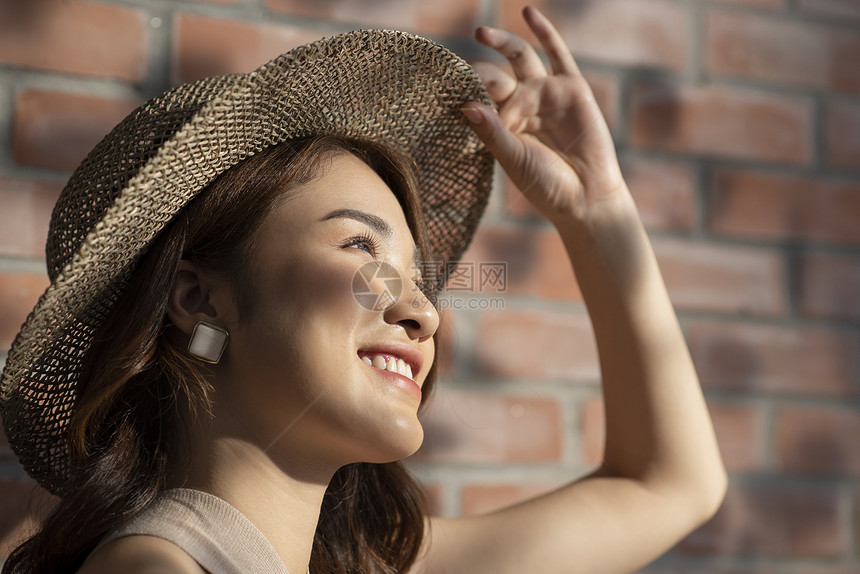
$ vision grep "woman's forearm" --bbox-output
[556,189,727,512]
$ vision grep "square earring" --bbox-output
[188,321,229,364]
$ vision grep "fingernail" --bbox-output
[461,106,484,125]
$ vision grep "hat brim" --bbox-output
[0,29,493,495]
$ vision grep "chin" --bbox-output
[357,425,424,465]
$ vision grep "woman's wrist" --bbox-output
[547,185,665,313]
[549,184,642,252]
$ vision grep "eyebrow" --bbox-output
[322,208,393,239]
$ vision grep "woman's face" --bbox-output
[215,152,439,473]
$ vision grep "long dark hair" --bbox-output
[3,135,437,574]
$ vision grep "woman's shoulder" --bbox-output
[76,534,207,574]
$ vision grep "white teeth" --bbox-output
[361,353,415,381]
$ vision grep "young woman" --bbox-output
[0,6,726,574]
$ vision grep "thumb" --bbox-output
[461,103,524,174]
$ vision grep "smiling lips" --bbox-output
[360,353,414,380]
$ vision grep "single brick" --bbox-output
[654,239,786,316]
[459,225,581,301]
[799,252,860,322]
[0,0,148,82]
[679,482,848,557]
[266,0,482,37]
[825,101,860,171]
[13,90,140,172]
[416,388,563,463]
[777,406,860,476]
[629,82,813,164]
[706,9,860,94]
[709,169,860,244]
[174,13,325,84]
[0,273,51,352]
[688,321,859,397]
[476,309,599,381]
[621,156,697,231]
[0,179,62,258]
[498,0,689,70]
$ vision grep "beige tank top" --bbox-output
[89,488,290,574]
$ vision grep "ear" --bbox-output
[166,259,228,337]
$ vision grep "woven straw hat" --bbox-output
[0,29,493,495]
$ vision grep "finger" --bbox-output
[461,103,525,174]
[471,62,518,103]
[522,5,581,77]
[496,87,540,134]
[475,26,547,81]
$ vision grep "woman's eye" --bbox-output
[351,240,373,254]
[344,235,379,257]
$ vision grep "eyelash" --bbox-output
[342,231,381,257]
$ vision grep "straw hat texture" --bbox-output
[0,29,494,495]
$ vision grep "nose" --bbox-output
[383,277,439,342]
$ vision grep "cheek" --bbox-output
[311,263,362,313]
[292,255,363,311]
[255,254,363,322]
[238,255,367,371]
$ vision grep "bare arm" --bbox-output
[414,7,726,574]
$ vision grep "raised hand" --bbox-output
[462,6,627,225]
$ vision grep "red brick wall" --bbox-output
[1,0,858,571]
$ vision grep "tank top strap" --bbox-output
[90,488,290,574]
